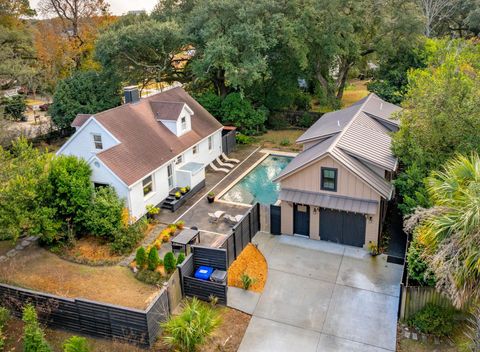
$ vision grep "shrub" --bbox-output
[63,336,90,352]
[161,233,170,243]
[162,298,221,352]
[135,247,147,269]
[164,252,176,273]
[147,247,160,270]
[279,138,290,146]
[0,307,10,329]
[83,187,124,241]
[220,93,266,135]
[407,304,456,337]
[146,204,160,216]
[110,221,145,255]
[293,92,311,110]
[176,220,185,230]
[268,114,289,130]
[22,304,52,352]
[168,224,177,233]
[1,95,27,121]
[176,252,185,265]
[298,113,315,128]
[136,269,164,286]
[154,239,162,249]
[236,133,252,144]
[407,238,436,286]
[194,91,222,118]
[240,273,256,290]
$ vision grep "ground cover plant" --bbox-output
[408,304,456,337]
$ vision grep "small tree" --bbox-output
[220,93,266,135]
[135,247,147,269]
[83,187,124,241]
[163,252,176,273]
[147,247,160,271]
[1,95,27,121]
[63,336,90,352]
[162,298,221,352]
[22,304,52,352]
[176,252,185,265]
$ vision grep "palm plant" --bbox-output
[162,298,221,352]
[405,153,480,350]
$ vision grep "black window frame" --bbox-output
[321,167,338,192]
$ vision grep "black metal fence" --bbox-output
[0,283,169,347]
[177,246,228,304]
[221,203,260,267]
[222,128,236,155]
[270,204,281,235]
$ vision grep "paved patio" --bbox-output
[238,232,403,352]
[155,145,267,246]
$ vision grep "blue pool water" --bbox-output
[220,155,292,205]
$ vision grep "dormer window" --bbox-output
[181,116,187,130]
[93,134,103,150]
[151,101,194,137]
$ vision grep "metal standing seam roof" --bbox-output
[279,188,379,215]
[275,93,399,199]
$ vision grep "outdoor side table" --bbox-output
[171,228,200,255]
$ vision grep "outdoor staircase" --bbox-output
[160,189,180,211]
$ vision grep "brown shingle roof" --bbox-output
[150,101,186,120]
[71,114,91,128]
[84,87,222,186]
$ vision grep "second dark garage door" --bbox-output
[319,209,366,247]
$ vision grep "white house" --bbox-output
[57,86,224,220]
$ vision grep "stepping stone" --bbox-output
[21,240,30,247]
[422,334,427,342]
[434,337,440,345]
[6,250,17,257]
[27,236,37,241]
[404,331,411,339]
[15,244,24,250]
[412,333,418,340]
[0,256,7,262]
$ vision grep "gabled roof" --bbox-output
[71,114,91,128]
[150,101,193,121]
[67,87,222,186]
[274,93,400,199]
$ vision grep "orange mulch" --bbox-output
[227,243,267,293]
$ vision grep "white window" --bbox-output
[181,116,187,130]
[92,134,103,150]
[193,145,198,155]
[142,175,153,196]
[208,136,213,151]
[176,154,183,165]
[167,164,174,190]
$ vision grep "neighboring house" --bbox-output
[273,93,401,248]
[57,86,224,220]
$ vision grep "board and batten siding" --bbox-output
[279,155,383,246]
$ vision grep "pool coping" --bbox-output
[215,149,298,207]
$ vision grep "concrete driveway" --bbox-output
[237,232,403,352]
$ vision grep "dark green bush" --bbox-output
[147,247,160,271]
[1,95,27,121]
[176,252,185,265]
[407,238,436,286]
[268,114,289,130]
[63,336,90,352]
[298,113,316,128]
[194,91,222,118]
[407,303,456,337]
[236,133,252,144]
[164,252,176,273]
[135,269,164,286]
[135,247,147,269]
[22,304,52,352]
[293,92,311,110]
[110,218,147,255]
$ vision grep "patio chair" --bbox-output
[224,214,244,226]
[221,152,240,164]
[208,210,226,223]
[209,162,229,174]
[215,157,234,169]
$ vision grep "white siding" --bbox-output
[159,120,178,136]
[89,158,129,206]
[58,119,118,160]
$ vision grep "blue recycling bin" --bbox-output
[194,266,214,280]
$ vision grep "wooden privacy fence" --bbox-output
[0,283,169,347]
[220,203,260,267]
[177,246,228,304]
[222,128,236,155]
[399,284,465,321]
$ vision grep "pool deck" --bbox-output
[155,145,267,241]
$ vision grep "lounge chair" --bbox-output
[224,214,244,226]
[215,157,234,169]
[208,210,226,223]
[221,152,240,164]
[209,162,229,174]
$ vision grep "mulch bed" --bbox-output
[227,243,267,292]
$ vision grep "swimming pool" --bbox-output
[220,155,292,205]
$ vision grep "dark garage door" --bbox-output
[320,209,366,247]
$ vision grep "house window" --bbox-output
[94,182,109,189]
[208,136,213,151]
[181,116,187,130]
[92,134,103,150]
[142,175,153,196]
[321,167,337,191]
[193,145,198,155]
[176,154,183,165]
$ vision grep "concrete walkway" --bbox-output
[238,232,403,352]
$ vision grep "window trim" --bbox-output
[181,116,187,130]
[175,154,183,165]
[321,167,338,192]
[208,135,213,152]
[192,144,198,155]
[92,133,103,150]
[142,175,154,197]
